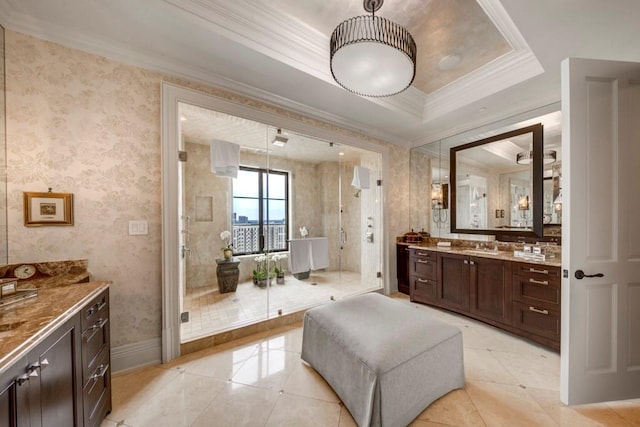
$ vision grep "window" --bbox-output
[232,166,288,255]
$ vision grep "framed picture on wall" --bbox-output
[23,191,74,226]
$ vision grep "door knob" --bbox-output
[575,270,604,280]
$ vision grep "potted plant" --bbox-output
[220,230,233,260]
[252,253,271,288]
[272,253,287,284]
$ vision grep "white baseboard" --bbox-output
[111,338,162,374]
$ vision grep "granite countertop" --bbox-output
[0,281,110,375]
[406,244,562,268]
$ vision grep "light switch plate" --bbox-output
[129,220,148,235]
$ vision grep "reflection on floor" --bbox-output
[105,293,640,427]
[181,270,378,342]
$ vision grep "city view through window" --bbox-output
[232,167,288,255]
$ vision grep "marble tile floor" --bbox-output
[181,270,379,342]
[105,293,640,427]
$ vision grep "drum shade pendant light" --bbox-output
[330,0,417,97]
[516,149,557,165]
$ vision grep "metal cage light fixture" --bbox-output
[330,0,416,97]
[516,149,557,165]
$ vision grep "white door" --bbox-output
[561,58,640,404]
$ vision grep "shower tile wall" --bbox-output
[184,144,334,290]
[185,141,231,289]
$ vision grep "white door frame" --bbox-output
[161,82,391,362]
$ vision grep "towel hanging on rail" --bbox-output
[351,166,370,190]
[211,139,240,178]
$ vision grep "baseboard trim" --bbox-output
[111,338,162,374]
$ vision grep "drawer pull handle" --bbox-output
[416,259,429,264]
[90,364,109,382]
[416,278,430,283]
[16,373,30,386]
[529,306,549,315]
[83,318,109,342]
[417,252,430,257]
[529,278,549,285]
[96,300,107,311]
[529,268,549,275]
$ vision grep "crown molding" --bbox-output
[162,0,425,118]
[423,48,544,123]
[1,2,415,146]
[422,0,544,123]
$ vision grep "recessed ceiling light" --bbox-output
[438,54,463,71]
[339,152,345,156]
[180,116,187,121]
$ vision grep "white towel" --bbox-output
[211,139,240,178]
[288,239,311,274]
[309,237,329,270]
[351,166,370,189]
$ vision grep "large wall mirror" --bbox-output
[410,105,562,241]
[451,123,544,237]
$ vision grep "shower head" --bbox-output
[354,189,361,198]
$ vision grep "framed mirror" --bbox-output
[450,123,545,237]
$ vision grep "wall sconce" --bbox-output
[518,195,530,210]
[431,183,443,209]
[554,189,563,211]
[431,182,448,228]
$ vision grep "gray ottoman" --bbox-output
[301,293,464,427]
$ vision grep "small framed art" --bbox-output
[23,192,74,226]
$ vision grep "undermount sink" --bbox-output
[462,249,500,255]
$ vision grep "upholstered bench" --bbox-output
[301,292,464,427]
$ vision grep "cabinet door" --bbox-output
[396,244,410,294]
[437,253,469,312]
[469,257,512,325]
[37,325,78,427]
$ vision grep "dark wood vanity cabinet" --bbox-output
[512,263,561,348]
[409,249,437,304]
[0,287,111,427]
[0,313,83,427]
[396,243,410,295]
[399,244,561,350]
[81,289,111,427]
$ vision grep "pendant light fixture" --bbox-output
[330,0,417,97]
[516,149,557,165]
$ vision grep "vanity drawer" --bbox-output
[82,291,109,330]
[513,263,561,284]
[410,276,437,304]
[82,289,110,384]
[410,249,436,279]
[83,347,111,427]
[512,274,560,306]
[512,301,560,342]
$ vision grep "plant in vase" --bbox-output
[272,254,287,284]
[252,253,273,288]
[220,230,233,260]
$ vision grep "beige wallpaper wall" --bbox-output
[4,29,410,352]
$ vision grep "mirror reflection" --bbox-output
[451,123,544,236]
[409,108,562,241]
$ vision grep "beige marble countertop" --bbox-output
[0,281,110,375]
[405,244,562,268]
